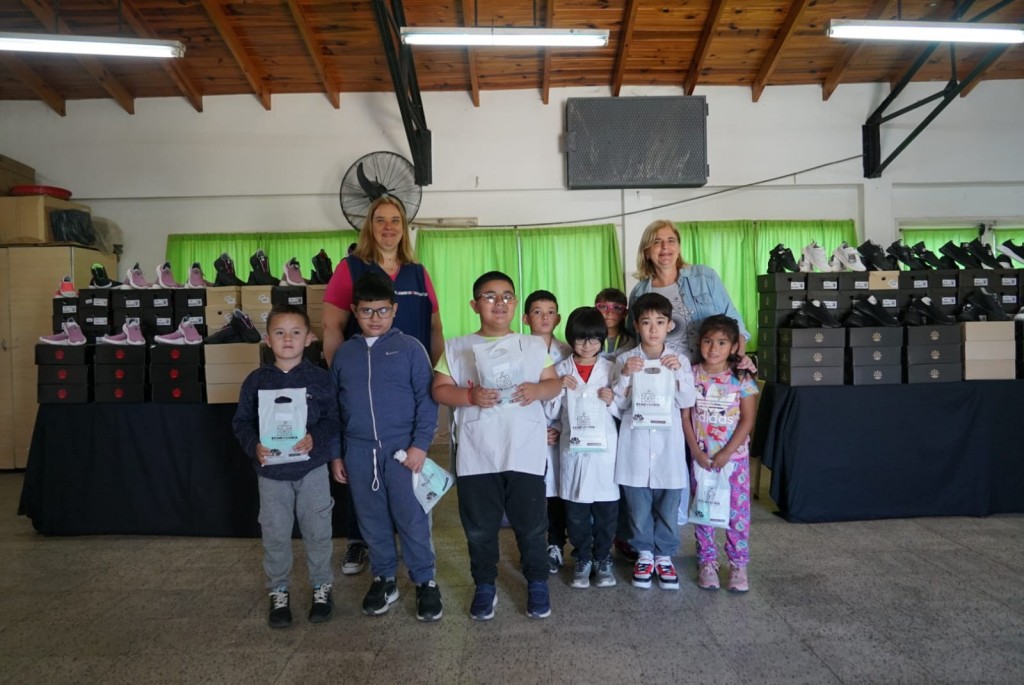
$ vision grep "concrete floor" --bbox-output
[2,456,1023,685]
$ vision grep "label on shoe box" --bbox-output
[79,289,110,308]
[963,340,1015,361]
[94,383,146,403]
[37,383,90,403]
[35,344,90,365]
[52,298,78,316]
[37,365,90,385]
[112,290,155,309]
[241,286,273,308]
[777,365,844,386]
[174,310,205,327]
[151,345,202,365]
[272,286,306,306]
[756,273,806,293]
[898,271,931,291]
[924,288,959,314]
[203,342,262,365]
[758,291,807,310]
[778,328,845,348]
[847,326,905,347]
[961,321,1015,341]
[905,363,962,383]
[868,271,900,291]
[963,360,1016,380]
[906,325,958,345]
[959,269,996,289]
[757,328,777,348]
[806,274,839,291]
[869,291,899,309]
[206,383,243,404]
[904,344,962,365]
[778,347,845,367]
[848,365,903,386]
[847,346,902,367]
[150,363,201,383]
[174,289,207,309]
[151,290,172,309]
[151,382,204,403]
[806,290,846,313]
[838,273,870,291]
[94,344,146,365]
[206,286,240,306]
[758,309,793,329]
[93,363,146,383]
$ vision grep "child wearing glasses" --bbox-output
[330,273,442,622]
[594,288,635,360]
[432,271,563,620]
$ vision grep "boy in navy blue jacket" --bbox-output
[330,273,442,621]
[232,304,341,629]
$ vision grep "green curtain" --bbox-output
[900,226,977,255]
[165,230,358,283]
[990,226,1024,249]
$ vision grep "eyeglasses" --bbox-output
[355,306,394,319]
[477,292,517,305]
[574,337,602,346]
[595,303,625,313]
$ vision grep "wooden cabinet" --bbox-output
[0,245,117,468]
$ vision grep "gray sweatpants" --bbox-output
[258,464,334,590]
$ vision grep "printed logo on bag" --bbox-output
[569,436,581,445]
[814,333,824,343]
[632,413,645,423]
[930,369,940,379]
[812,371,823,382]
[276,421,293,438]
[638,390,657,405]
[813,352,823,363]
[872,332,881,342]
[930,330,940,341]
[873,370,883,380]
[872,351,882,361]
[494,370,514,391]
[576,412,593,428]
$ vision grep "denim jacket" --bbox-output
[626,264,750,342]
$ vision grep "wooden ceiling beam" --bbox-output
[118,0,202,112]
[199,0,271,110]
[20,0,135,114]
[751,0,811,102]
[684,0,726,96]
[0,53,66,116]
[611,0,639,97]
[959,47,1012,98]
[822,0,893,101]
[459,0,480,107]
[541,0,555,104]
[285,0,340,109]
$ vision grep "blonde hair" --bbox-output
[633,219,686,280]
[353,196,418,265]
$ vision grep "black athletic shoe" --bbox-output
[308,583,333,624]
[909,242,949,270]
[965,239,1003,270]
[769,244,800,273]
[792,300,841,328]
[362,576,399,616]
[268,587,292,629]
[957,301,983,322]
[998,240,1024,266]
[903,296,955,326]
[416,581,443,622]
[89,263,114,288]
[248,249,278,285]
[214,252,245,286]
[886,241,929,271]
[851,295,901,327]
[766,252,782,274]
[965,289,1011,321]
[842,309,874,327]
[939,241,982,269]
[229,309,262,343]
[311,249,334,284]
[857,240,894,272]
[203,325,241,344]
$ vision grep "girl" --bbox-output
[682,315,759,593]
[546,307,620,589]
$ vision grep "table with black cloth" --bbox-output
[752,380,1024,523]
[18,404,349,537]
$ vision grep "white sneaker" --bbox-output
[832,242,866,272]
[798,254,813,273]
[802,241,830,272]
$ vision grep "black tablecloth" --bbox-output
[18,404,349,537]
[752,380,1024,522]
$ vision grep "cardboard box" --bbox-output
[35,344,89,365]
[963,359,1016,380]
[205,306,234,330]
[305,302,324,322]
[904,344,962,365]
[206,286,241,307]
[151,382,204,403]
[94,344,146,365]
[36,365,90,384]
[241,286,274,309]
[150,363,201,383]
[205,363,258,384]
[905,363,962,383]
[203,342,262,365]
[848,365,903,386]
[756,273,806,293]
[0,154,35,195]
[867,271,900,291]
[963,340,1015,361]
[848,326,905,347]
[206,383,243,404]
[0,195,90,244]
[777,347,845,367]
[94,383,146,403]
[93,363,146,384]
[906,324,959,345]
[961,321,1015,341]
[777,328,845,348]
[777,365,844,386]
[305,284,328,301]
[847,346,902,367]
[36,384,89,404]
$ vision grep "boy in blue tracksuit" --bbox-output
[330,273,442,621]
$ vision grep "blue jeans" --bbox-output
[621,486,682,557]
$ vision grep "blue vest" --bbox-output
[344,256,433,351]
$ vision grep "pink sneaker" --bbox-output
[126,263,153,290]
[155,262,183,289]
[99,320,146,345]
[698,562,720,590]
[54,276,77,298]
[39,319,87,346]
[187,262,210,288]
[154,318,202,345]
[728,564,749,593]
[281,258,306,286]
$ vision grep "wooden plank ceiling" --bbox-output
[0,0,1021,115]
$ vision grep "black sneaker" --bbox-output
[415,580,443,622]
[794,300,841,328]
[904,296,955,326]
[856,240,894,271]
[766,252,782,274]
[966,289,1011,321]
[526,580,551,619]
[342,541,368,575]
[308,583,333,623]
[769,244,800,272]
[248,249,278,285]
[939,241,982,269]
[90,263,114,288]
[203,325,241,345]
[230,308,262,343]
[851,295,901,327]
[909,242,948,270]
[214,252,245,286]
[998,240,1024,266]
[965,239,1003,270]
[886,241,929,271]
[268,587,292,629]
[362,576,399,616]
[311,249,334,284]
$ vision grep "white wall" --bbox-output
[2,80,1022,288]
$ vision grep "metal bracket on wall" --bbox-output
[371,0,432,186]
[862,0,1014,178]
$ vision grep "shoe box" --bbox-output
[36,343,91,404]
[805,290,849,317]
[756,273,806,293]
[35,344,90,365]
[847,326,905,347]
[774,328,844,386]
[963,360,1016,380]
[961,321,1015,342]
[962,321,1015,379]
[172,310,207,337]
[898,270,959,290]
[206,286,241,307]
[173,289,208,336]
[837,272,870,292]
[777,365,844,386]
[94,344,147,403]
[758,309,794,329]
[755,346,776,383]
[867,271,900,291]
[777,347,845,367]
[306,284,326,339]
[806,273,840,292]
[847,346,902,367]
[205,306,235,332]
[846,327,904,385]
[75,288,113,339]
[837,291,900,319]
[906,324,960,346]
[150,382,204,403]
[778,328,845,349]
[904,344,962,365]
[150,339,204,403]
[240,285,307,309]
[848,365,902,386]
[52,296,78,318]
[922,289,959,316]
[904,363,962,384]
[205,342,262,404]
[258,340,324,366]
[758,291,807,311]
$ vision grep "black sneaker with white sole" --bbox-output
[362,576,399,616]
[416,580,443,622]
[342,541,368,575]
[268,587,292,629]
[308,583,333,623]
[998,240,1024,266]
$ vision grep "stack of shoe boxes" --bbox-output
[755,272,807,383]
[898,269,959,319]
[847,326,903,385]
[776,328,845,386]
[904,322,962,383]
[51,293,79,339]
[962,321,1016,380]
[240,285,307,338]
[150,344,204,403]
[204,286,242,335]
[958,269,1019,318]
[93,344,147,402]
[205,342,262,404]
[77,288,113,341]
[173,288,207,338]
[306,284,326,341]
[36,344,91,403]
[112,289,174,343]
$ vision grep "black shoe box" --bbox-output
[906,324,959,345]
[756,327,778,348]
[174,307,206,326]
[150,290,173,310]
[756,357,776,383]
[95,344,146,365]
[51,314,74,333]
[37,364,90,384]
[838,272,871,292]
[151,382,204,403]
[847,365,903,386]
[174,289,207,309]
[758,291,808,311]
[848,326,905,347]
[79,288,112,309]
[142,307,175,329]
[94,363,146,384]
[35,344,90,365]
[847,346,902,367]
[52,298,78,316]
[898,271,933,291]
[959,269,1012,291]
[111,290,151,310]
[273,286,306,306]
[923,288,959,315]
[996,291,1020,314]
[806,273,840,291]
[37,383,90,403]
[905,363,962,383]
[756,273,806,293]
[150,363,201,384]
[94,383,146,403]
[78,304,111,326]
[758,309,793,329]
[896,289,929,309]
[904,344,962,365]
[806,290,850,317]
[778,328,845,348]
[755,345,776,366]
[777,364,844,386]
[151,344,202,365]
[867,291,900,312]
[778,347,845,367]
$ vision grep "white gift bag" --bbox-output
[395,450,455,513]
[258,388,310,465]
[688,461,735,529]
[567,390,607,452]
[630,360,674,430]
[473,337,527,406]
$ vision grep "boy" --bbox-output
[432,271,563,620]
[612,293,696,591]
[232,304,341,629]
[522,290,572,574]
[329,273,443,621]
[595,287,635,360]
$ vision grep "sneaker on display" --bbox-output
[886,241,930,271]
[632,555,654,589]
[998,240,1024,266]
[909,242,950,270]
[308,583,333,624]
[415,580,443,622]
[654,557,679,591]
[38,319,87,346]
[311,249,334,285]
[939,241,982,269]
[546,545,563,574]
[90,263,115,288]
[727,564,749,593]
[99,320,146,345]
[570,559,593,589]
[188,262,211,288]
[281,258,306,287]
[268,586,292,629]
[362,576,399,616]
[342,541,368,575]
[965,239,1003,270]
[697,561,720,590]
[213,252,245,287]
[54,275,77,298]
[154,318,203,345]
[593,558,616,588]
[797,254,814,273]
[248,249,278,286]
[832,242,866,272]
[856,240,895,271]
[469,583,497,621]
[965,288,1011,321]
[155,262,183,289]
[229,309,263,344]
[125,263,153,290]
[801,241,830,272]
[525,580,551,619]
[851,295,901,327]
[769,244,800,273]
[903,296,955,326]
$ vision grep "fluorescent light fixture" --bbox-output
[0,32,186,58]
[401,27,609,48]
[827,19,1024,44]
